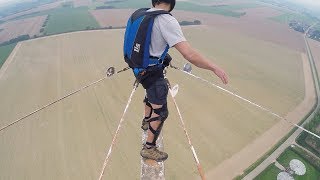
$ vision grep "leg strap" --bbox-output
[146,103,168,146]
[145,103,169,123]
[148,120,164,146]
[143,97,153,119]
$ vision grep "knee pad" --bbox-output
[147,104,168,145]
[153,103,168,122]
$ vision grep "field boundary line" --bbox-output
[0,43,21,79]
[237,34,320,179]
[26,29,124,43]
[201,50,317,179]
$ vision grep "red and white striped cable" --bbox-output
[167,79,206,180]
[98,81,139,180]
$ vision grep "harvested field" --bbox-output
[242,6,283,19]
[90,8,305,52]
[0,15,47,43]
[0,1,62,22]
[0,26,305,179]
[90,9,135,27]
[205,52,315,179]
[73,0,92,8]
[185,0,256,6]
[173,10,305,52]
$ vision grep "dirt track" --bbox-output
[203,52,315,179]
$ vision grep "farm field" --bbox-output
[0,15,46,43]
[73,0,92,8]
[90,8,305,52]
[90,9,135,27]
[102,0,260,17]
[0,25,305,179]
[44,7,100,35]
[0,1,62,22]
[0,43,16,68]
[270,12,317,25]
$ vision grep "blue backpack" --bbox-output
[123,8,171,77]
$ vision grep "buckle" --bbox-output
[139,70,146,76]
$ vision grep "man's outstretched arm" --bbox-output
[174,41,229,84]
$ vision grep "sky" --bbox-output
[0,0,320,8]
[0,0,19,6]
[293,0,320,7]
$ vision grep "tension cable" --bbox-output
[0,67,130,132]
[170,63,320,140]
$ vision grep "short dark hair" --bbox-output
[152,0,176,12]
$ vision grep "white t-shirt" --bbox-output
[147,8,186,57]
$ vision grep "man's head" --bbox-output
[152,0,176,12]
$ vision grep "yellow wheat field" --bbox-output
[0,26,305,179]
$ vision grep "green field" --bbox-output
[255,147,320,180]
[44,7,100,35]
[277,148,320,180]
[5,7,100,35]
[296,112,320,157]
[271,12,317,25]
[254,163,281,180]
[0,43,16,68]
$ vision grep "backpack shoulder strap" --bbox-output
[124,8,172,69]
[131,8,171,21]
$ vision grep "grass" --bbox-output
[253,147,320,180]
[296,112,320,158]
[253,163,281,180]
[270,12,317,25]
[0,43,16,68]
[277,147,320,180]
[233,128,299,180]
[44,7,100,35]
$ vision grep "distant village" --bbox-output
[289,20,320,41]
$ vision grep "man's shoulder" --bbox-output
[146,8,177,22]
[156,13,179,26]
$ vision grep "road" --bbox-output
[243,25,320,179]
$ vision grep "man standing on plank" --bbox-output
[123,0,229,162]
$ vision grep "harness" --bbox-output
[123,8,171,78]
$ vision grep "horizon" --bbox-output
[0,0,320,7]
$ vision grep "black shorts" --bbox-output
[146,78,168,105]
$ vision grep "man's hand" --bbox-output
[174,41,229,85]
[213,66,228,84]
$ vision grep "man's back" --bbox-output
[148,8,186,58]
